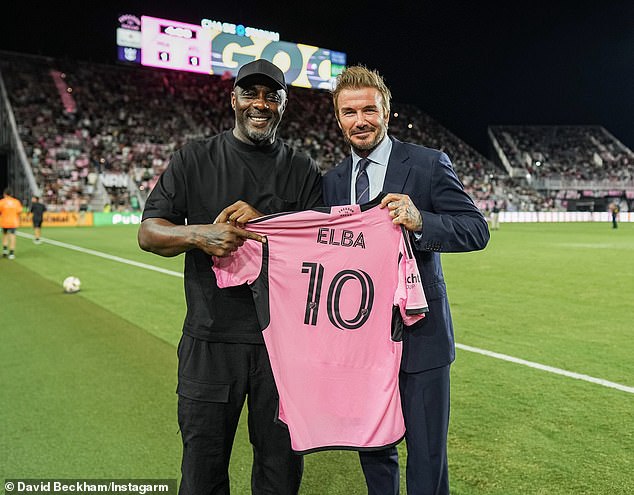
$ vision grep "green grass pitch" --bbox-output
[1,222,633,494]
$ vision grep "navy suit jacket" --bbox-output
[323,137,489,372]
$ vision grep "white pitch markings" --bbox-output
[18,232,633,394]
[17,232,183,278]
[456,343,634,394]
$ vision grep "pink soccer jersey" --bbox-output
[212,198,428,453]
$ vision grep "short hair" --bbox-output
[3,188,12,196]
[332,65,392,118]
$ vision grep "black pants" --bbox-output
[177,336,303,495]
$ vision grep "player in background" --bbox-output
[0,188,24,260]
[138,59,322,495]
[609,202,619,229]
[30,195,47,244]
[490,200,501,230]
[323,65,489,495]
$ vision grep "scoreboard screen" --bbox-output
[117,13,346,89]
[140,16,211,74]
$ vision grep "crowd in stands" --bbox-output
[490,125,633,182]
[2,51,632,215]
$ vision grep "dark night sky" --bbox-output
[5,0,633,156]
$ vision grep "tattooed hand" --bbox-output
[379,193,422,232]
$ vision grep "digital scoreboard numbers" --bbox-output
[140,16,211,74]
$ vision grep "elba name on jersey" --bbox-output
[317,227,366,249]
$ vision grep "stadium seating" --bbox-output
[2,51,631,214]
[489,125,633,211]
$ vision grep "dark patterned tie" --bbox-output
[355,158,371,204]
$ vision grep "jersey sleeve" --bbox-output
[395,229,429,326]
[212,237,264,288]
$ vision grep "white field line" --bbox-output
[17,231,183,278]
[456,343,634,394]
[18,232,633,394]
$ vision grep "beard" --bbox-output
[343,123,387,153]
[235,110,281,145]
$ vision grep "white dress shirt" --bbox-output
[350,136,393,203]
[350,136,423,238]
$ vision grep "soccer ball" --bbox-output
[63,276,81,294]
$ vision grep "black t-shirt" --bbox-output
[142,130,323,343]
[31,202,46,221]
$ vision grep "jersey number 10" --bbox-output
[301,262,375,330]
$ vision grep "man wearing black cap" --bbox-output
[138,59,322,494]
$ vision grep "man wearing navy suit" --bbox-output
[323,65,489,495]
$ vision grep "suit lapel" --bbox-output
[335,156,353,204]
[382,137,412,194]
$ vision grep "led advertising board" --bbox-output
[208,31,344,89]
[116,14,346,89]
[117,14,142,64]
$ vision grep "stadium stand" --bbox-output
[2,50,631,215]
[489,125,634,212]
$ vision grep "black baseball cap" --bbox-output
[234,59,287,92]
